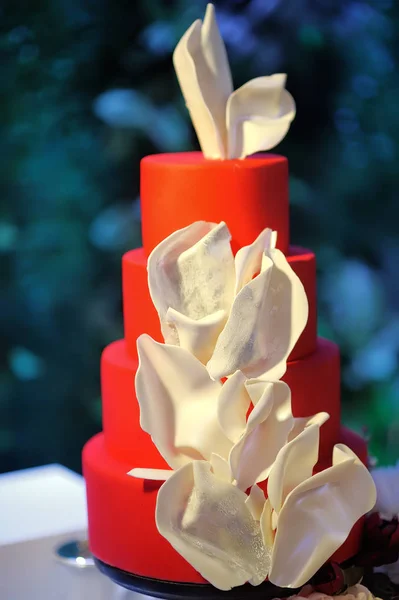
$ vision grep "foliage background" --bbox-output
[1,0,398,474]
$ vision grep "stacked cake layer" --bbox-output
[83,153,368,583]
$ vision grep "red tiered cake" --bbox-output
[83,151,368,583]
[83,4,377,596]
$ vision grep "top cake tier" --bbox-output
[141,151,289,256]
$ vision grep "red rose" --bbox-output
[309,562,346,595]
[354,513,399,568]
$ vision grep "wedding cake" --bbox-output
[83,5,397,598]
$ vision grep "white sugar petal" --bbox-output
[266,246,309,356]
[210,453,232,483]
[260,498,275,549]
[148,221,235,348]
[156,461,270,590]
[201,3,233,152]
[230,381,294,490]
[165,307,227,364]
[207,260,274,380]
[208,243,308,381]
[267,422,321,515]
[173,5,232,158]
[245,484,266,521]
[229,115,292,161]
[136,335,232,469]
[244,378,271,406]
[287,411,330,443]
[148,221,215,328]
[269,445,377,589]
[128,468,173,481]
[226,75,296,159]
[217,370,251,443]
[234,229,272,295]
[256,247,309,382]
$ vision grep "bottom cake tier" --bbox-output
[83,428,368,585]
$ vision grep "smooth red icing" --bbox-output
[83,151,369,584]
[141,152,289,255]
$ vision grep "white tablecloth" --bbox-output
[0,464,148,600]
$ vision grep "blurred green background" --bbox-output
[1,0,398,474]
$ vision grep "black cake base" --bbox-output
[95,557,399,600]
[94,557,297,600]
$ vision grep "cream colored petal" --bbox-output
[226,74,296,159]
[127,468,173,481]
[256,246,309,382]
[217,370,251,443]
[208,238,308,381]
[245,484,266,521]
[200,3,233,152]
[173,4,233,158]
[260,498,275,550]
[244,377,271,405]
[229,114,293,160]
[207,259,275,380]
[148,221,235,349]
[234,229,272,295]
[148,221,215,327]
[287,411,330,443]
[156,460,270,590]
[210,453,232,483]
[165,307,227,365]
[230,381,294,490]
[269,445,377,589]
[136,335,232,469]
[267,421,322,515]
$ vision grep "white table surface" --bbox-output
[0,464,147,600]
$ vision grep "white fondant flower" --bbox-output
[130,335,300,486]
[261,426,377,589]
[221,374,295,490]
[173,4,295,159]
[128,336,377,591]
[148,221,308,381]
[130,369,332,591]
[148,221,235,365]
[156,460,271,590]
[128,336,332,591]
[133,334,231,470]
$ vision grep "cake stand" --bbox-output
[95,558,399,600]
[94,557,295,600]
[58,538,399,600]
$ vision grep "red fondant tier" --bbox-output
[101,338,339,465]
[122,246,316,362]
[83,429,367,583]
[141,152,289,256]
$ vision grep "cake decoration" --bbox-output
[129,224,376,591]
[148,221,308,381]
[173,3,295,159]
[266,442,376,588]
[131,344,321,486]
